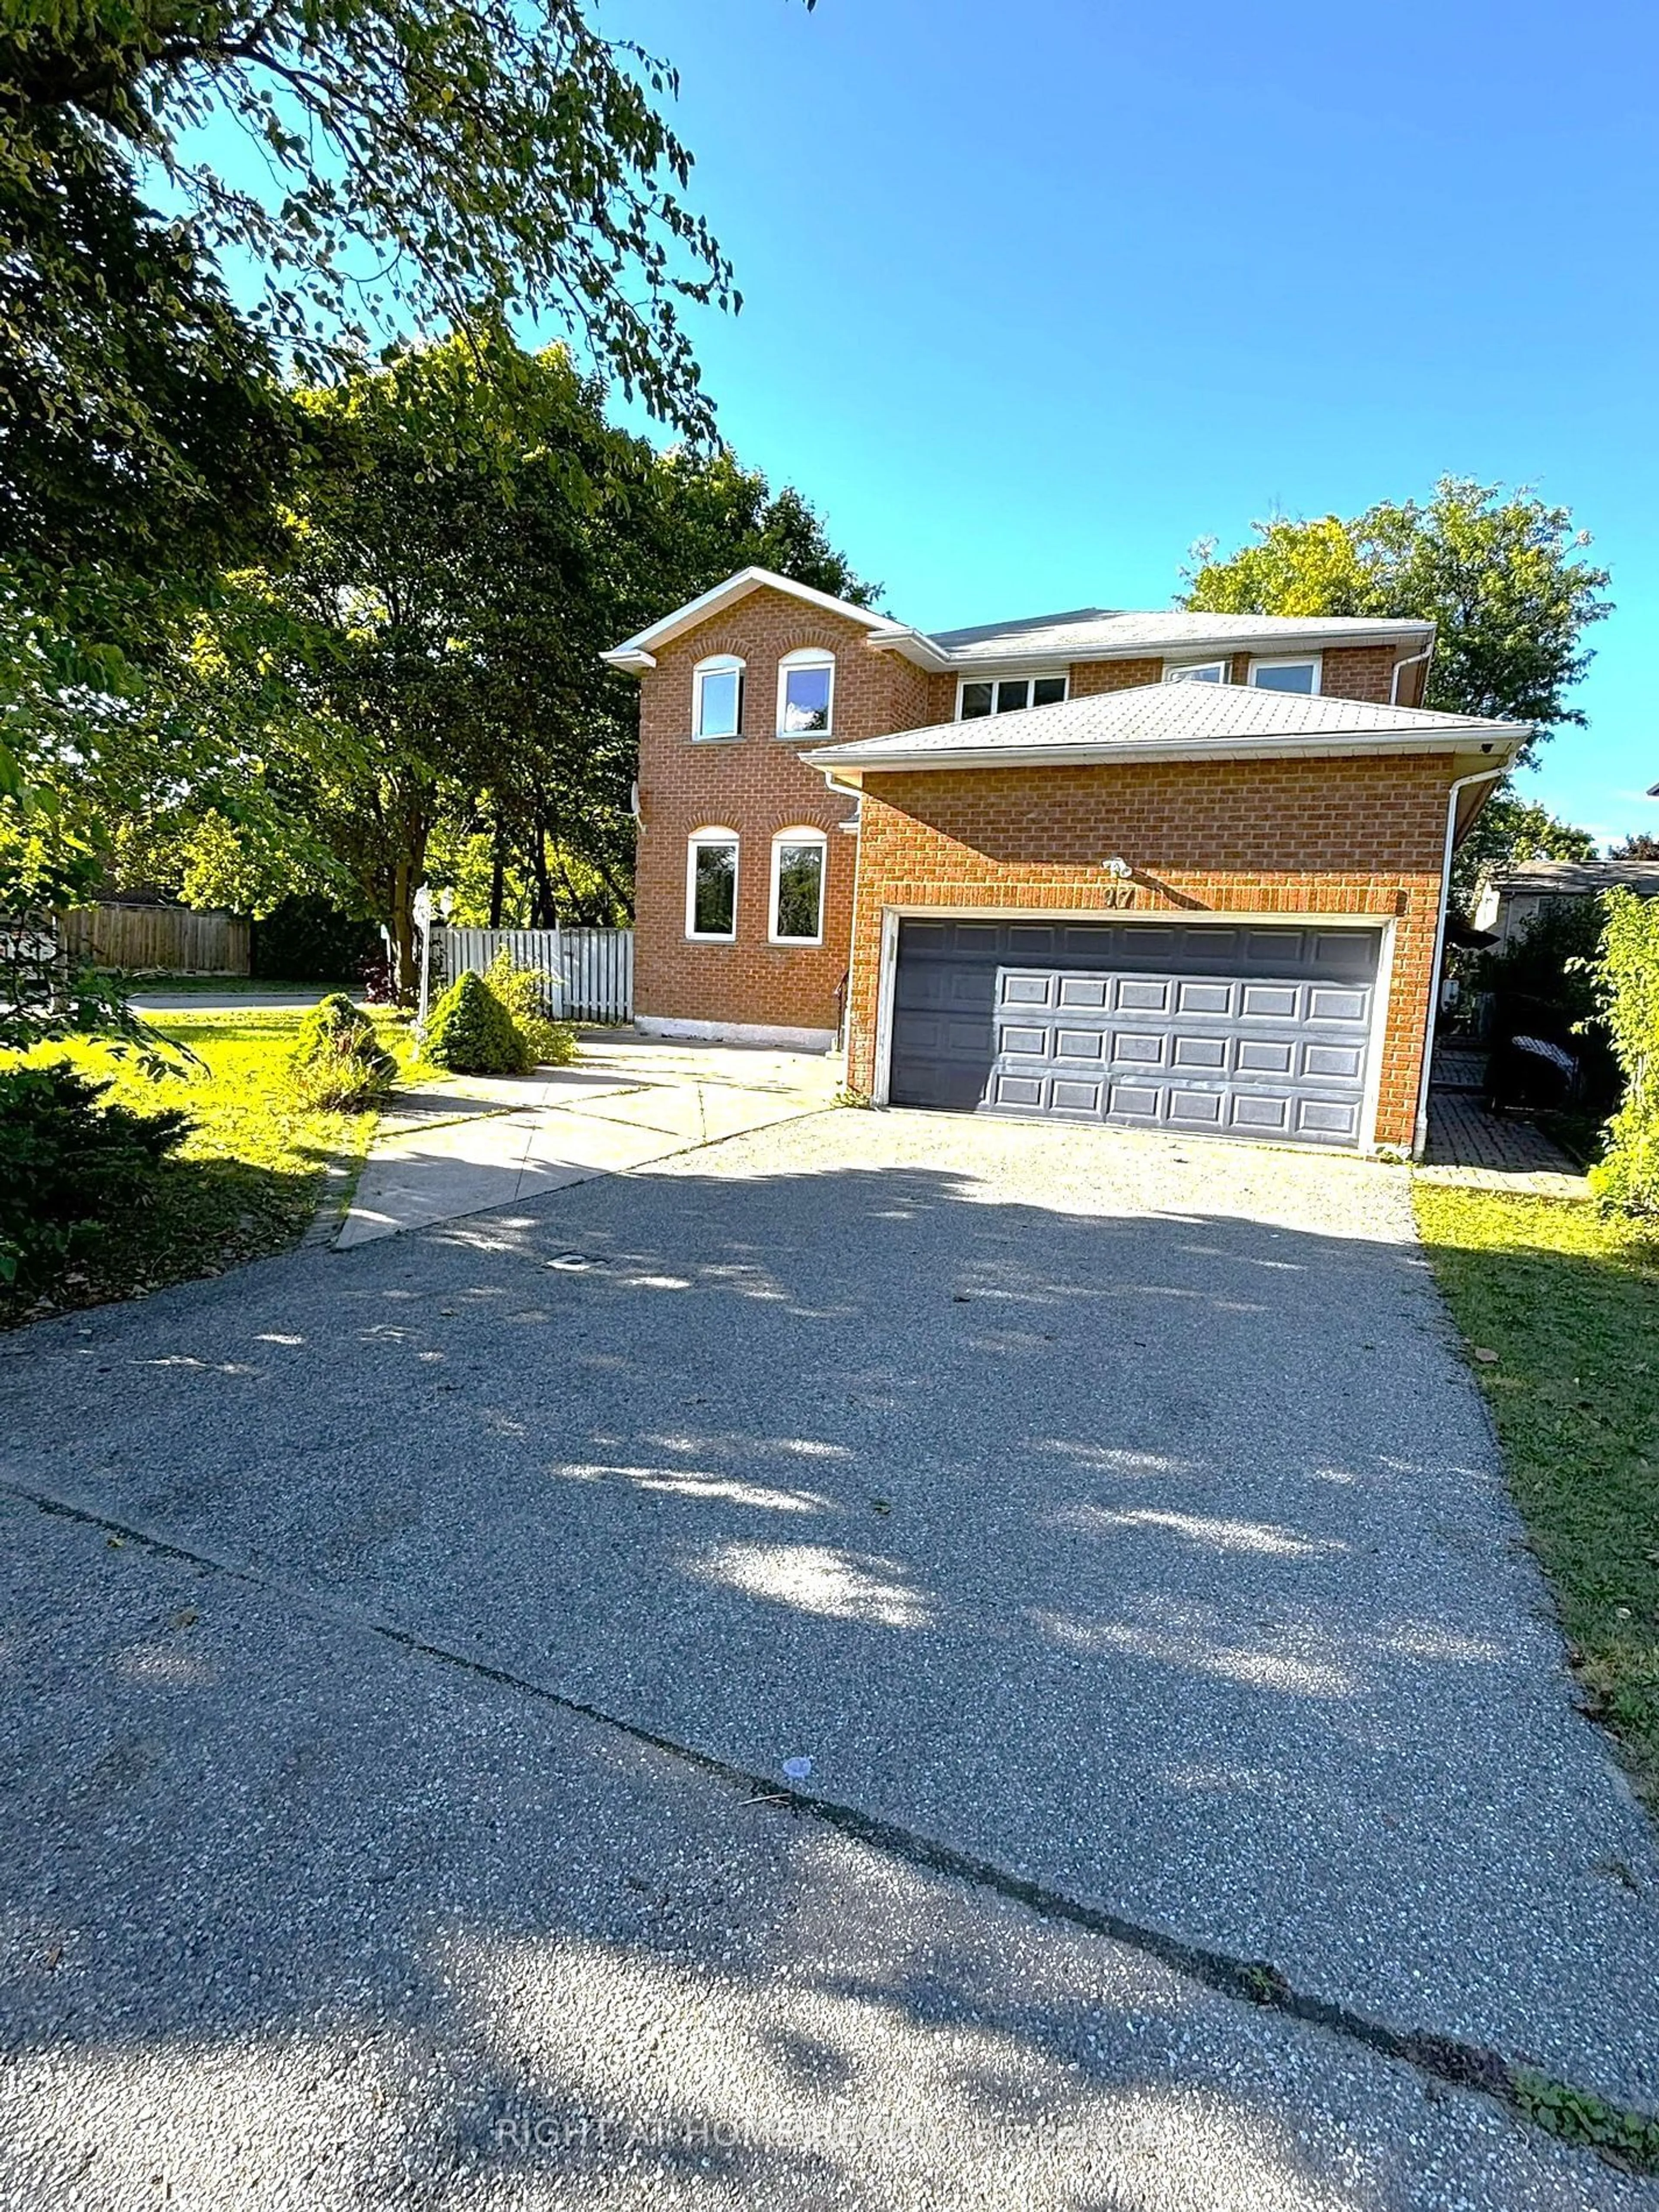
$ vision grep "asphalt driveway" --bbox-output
[3,1105,1658,2209]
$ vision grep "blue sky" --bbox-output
[572,0,1655,845]
[174,0,1655,842]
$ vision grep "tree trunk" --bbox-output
[391,855,417,1002]
[489,812,506,930]
[528,823,557,929]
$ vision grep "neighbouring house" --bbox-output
[602,568,1529,1154]
[1472,859,1659,952]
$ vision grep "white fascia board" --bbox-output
[862,629,959,671]
[804,731,1525,783]
[600,565,909,667]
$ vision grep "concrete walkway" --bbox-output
[336,1033,841,1247]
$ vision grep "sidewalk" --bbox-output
[335,1032,840,1247]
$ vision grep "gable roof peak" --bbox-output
[601,566,905,670]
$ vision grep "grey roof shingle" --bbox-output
[804,682,1526,773]
[925,607,1433,665]
[1493,860,1659,895]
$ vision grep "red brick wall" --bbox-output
[1069,658,1164,696]
[626,581,1437,1055]
[1068,647,1409,703]
[1321,644,1402,704]
[633,589,930,1035]
[843,753,1458,1150]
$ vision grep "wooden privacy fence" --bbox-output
[60,904,250,976]
[441,926,633,1023]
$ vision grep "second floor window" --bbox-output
[1249,656,1321,694]
[1163,659,1229,684]
[958,673,1067,719]
[778,648,835,735]
[693,655,744,739]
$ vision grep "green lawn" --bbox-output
[1414,1183,1659,1814]
[1,1008,410,1326]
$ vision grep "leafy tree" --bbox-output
[1184,477,1612,754]
[1609,833,1659,860]
[158,331,872,988]
[638,451,878,611]
[5,0,754,451]
[0,0,806,1004]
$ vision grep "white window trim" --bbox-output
[1248,653,1323,695]
[768,826,828,947]
[775,647,836,739]
[954,671,1069,720]
[1162,658,1230,684]
[692,654,744,741]
[685,826,740,941]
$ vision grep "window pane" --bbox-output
[1252,661,1316,693]
[773,842,823,941]
[696,667,740,737]
[1032,676,1067,707]
[782,663,832,733]
[1165,661,1225,683]
[693,843,736,934]
[960,682,994,719]
[995,679,1031,713]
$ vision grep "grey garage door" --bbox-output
[889,918,1381,1148]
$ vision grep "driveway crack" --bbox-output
[3,1467,1653,2174]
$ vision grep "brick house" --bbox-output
[601,568,1527,1154]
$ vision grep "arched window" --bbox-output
[769,826,827,945]
[776,647,835,737]
[686,827,739,940]
[693,655,744,740]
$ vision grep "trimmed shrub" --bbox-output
[1590,890,1659,1214]
[0,1062,191,1288]
[286,993,397,1111]
[423,969,531,1075]
[483,950,578,1067]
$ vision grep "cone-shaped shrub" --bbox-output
[424,970,531,1075]
[287,994,397,1110]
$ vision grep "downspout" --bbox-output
[1413,765,1505,1155]
[1391,638,1435,705]
[817,762,862,1076]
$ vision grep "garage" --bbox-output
[887,918,1382,1148]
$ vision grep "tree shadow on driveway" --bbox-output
[0,1497,1646,2212]
[2,1115,1659,2190]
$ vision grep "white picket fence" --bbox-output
[440,926,633,1024]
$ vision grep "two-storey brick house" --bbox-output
[602,568,1526,1155]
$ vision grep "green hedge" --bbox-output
[1590,889,1659,1214]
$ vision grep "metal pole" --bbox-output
[414,884,434,1028]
